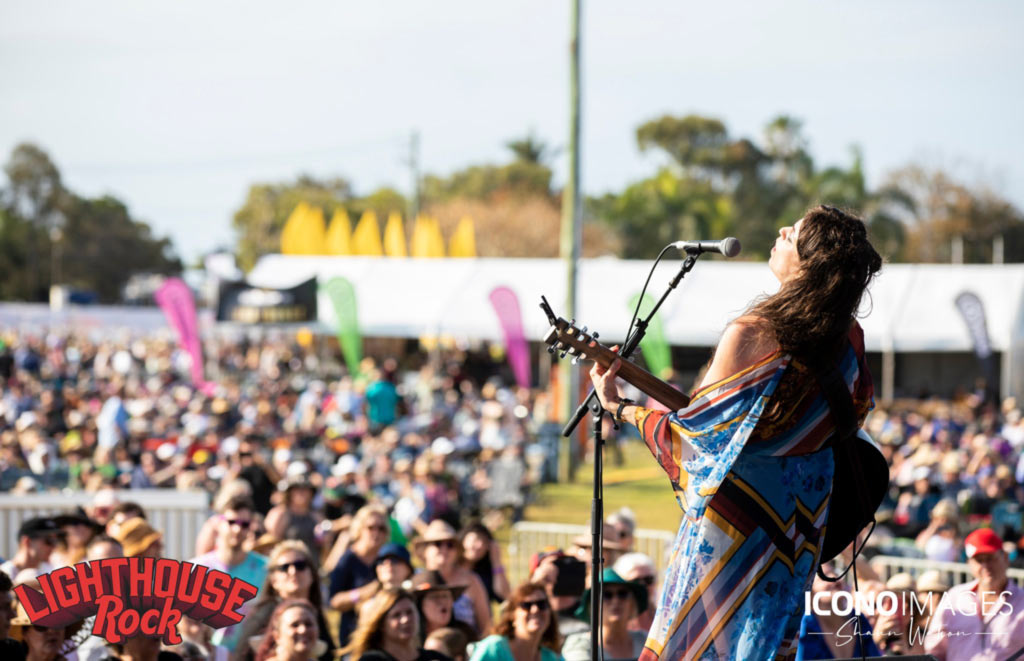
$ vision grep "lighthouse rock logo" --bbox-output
[13,558,258,644]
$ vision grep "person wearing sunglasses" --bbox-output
[234,541,334,661]
[329,504,392,648]
[415,520,491,638]
[562,569,647,661]
[9,596,84,661]
[612,553,657,635]
[469,582,562,661]
[191,494,269,653]
[1,517,59,582]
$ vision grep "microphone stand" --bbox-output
[570,252,699,661]
[562,252,699,438]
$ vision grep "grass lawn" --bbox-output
[523,438,682,534]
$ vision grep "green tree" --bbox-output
[60,195,181,301]
[885,165,1024,263]
[0,143,181,302]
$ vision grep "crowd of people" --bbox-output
[1,329,1024,659]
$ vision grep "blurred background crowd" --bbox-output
[1,328,1023,661]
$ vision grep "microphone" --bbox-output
[671,237,741,258]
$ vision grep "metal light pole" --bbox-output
[559,0,582,481]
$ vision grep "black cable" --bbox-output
[623,244,674,350]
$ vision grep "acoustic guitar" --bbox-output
[539,296,888,564]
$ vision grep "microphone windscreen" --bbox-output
[721,237,741,258]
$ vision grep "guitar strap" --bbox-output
[810,346,882,573]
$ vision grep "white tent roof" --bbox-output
[247,255,1024,353]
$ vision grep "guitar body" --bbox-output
[820,429,889,564]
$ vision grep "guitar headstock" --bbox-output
[542,315,602,365]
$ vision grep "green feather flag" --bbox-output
[322,277,363,374]
[628,293,673,379]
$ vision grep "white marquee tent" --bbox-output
[248,255,1024,402]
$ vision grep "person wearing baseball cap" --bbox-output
[924,527,1024,659]
[0,517,59,582]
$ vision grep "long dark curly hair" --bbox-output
[749,205,882,362]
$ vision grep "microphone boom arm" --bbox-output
[559,253,699,437]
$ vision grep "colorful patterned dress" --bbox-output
[634,325,874,661]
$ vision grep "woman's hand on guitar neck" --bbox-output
[589,344,638,426]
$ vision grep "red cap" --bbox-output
[965,528,1003,559]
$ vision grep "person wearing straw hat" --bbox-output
[415,520,491,637]
[562,569,648,661]
[8,596,84,661]
[112,517,163,559]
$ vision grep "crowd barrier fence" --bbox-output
[869,554,1024,588]
[507,521,676,586]
[0,490,210,562]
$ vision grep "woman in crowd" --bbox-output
[329,503,391,647]
[469,582,562,661]
[264,475,323,565]
[416,520,491,637]
[459,522,509,604]
[412,570,475,641]
[253,600,326,661]
[343,589,448,661]
[233,541,333,661]
[561,569,647,661]
[9,599,83,661]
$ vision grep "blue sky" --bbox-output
[2,1,1021,262]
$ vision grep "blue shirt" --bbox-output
[796,613,880,660]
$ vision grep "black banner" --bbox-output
[216,278,317,324]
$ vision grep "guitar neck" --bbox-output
[589,343,690,411]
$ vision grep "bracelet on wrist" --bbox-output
[615,399,635,424]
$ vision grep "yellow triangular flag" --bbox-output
[448,216,476,257]
[383,211,407,257]
[427,216,446,258]
[295,205,327,254]
[352,210,383,256]
[281,202,310,254]
[325,209,352,255]
[410,214,430,258]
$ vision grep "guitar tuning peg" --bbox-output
[559,351,568,359]
[580,326,588,334]
[571,356,580,366]
[592,331,600,340]
[569,318,576,326]
[547,346,555,354]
